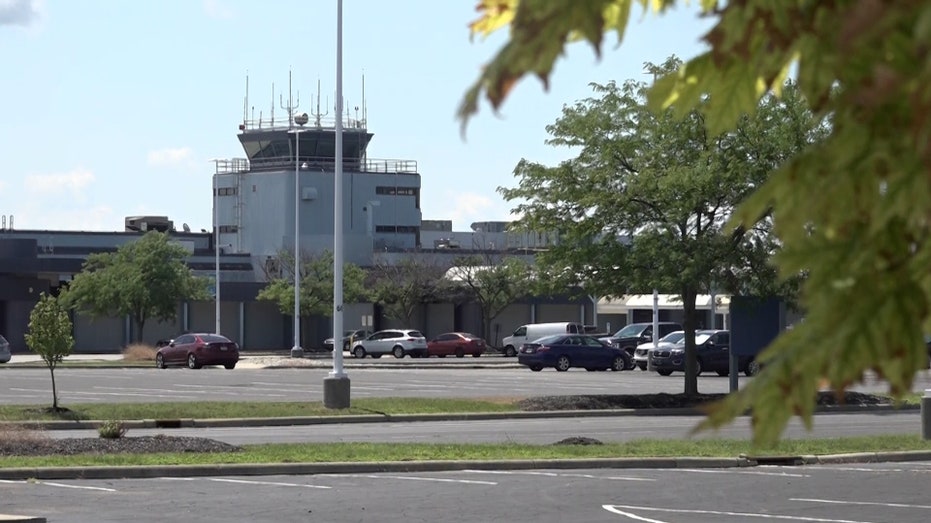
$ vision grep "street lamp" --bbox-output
[212,160,221,335]
[324,0,351,408]
[289,127,308,358]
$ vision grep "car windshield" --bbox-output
[408,331,425,338]
[201,334,231,343]
[660,331,685,344]
[461,333,479,339]
[674,333,713,345]
[612,324,646,338]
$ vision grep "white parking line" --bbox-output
[352,474,497,485]
[31,481,117,492]
[160,477,331,489]
[677,468,810,478]
[602,504,880,522]
[791,498,931,510]
[462,470,655,482]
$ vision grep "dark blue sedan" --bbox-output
[517,334,631,372]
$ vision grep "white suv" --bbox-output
[632,331,686,371]
[350,329,428,359]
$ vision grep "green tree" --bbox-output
[62,231,209,343]
[25,293,74,412]
[370,254,451,327]
[258,249,368,324]
[501,65,820,394]
[461,1,931,444]
[449,255,533,348]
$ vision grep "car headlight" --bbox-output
[670,349,684,355]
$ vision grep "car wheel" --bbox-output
[472,352,481,358]
[353,347,366,359]
[624,357,636,370]
[224,363,236,370]
[155,354,166,369]
[746,360,761,377]
[372,354,382,359]
[716,370,729,377]
[657,369,673,376]
[555,355,571,372]
[612,356,625,372]
[187,354,201,369]
[437,354,446,358]
[695,359,703,376]
[454,347,465,358]
[392,346,406,358]
[530,364,543,372]
[504,346,517,357]
[637,363,647,371]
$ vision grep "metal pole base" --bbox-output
[324,375,351,409]
[290,346,304,358]
[922,389,931,440]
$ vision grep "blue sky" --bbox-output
[0,0,712,233]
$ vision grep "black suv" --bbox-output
[599,322,683,359]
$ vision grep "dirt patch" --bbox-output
[518,391,891,411]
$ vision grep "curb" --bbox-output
[0,456,754,481]
[4,404,919,431]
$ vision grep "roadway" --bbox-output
[2,462,930,522]
[2,364,929,404]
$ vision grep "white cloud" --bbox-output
[0,0,39,26]
[8,204,115,232]
[23,168,95,198]
[203,0,234,20]
[434,191,522,231]
[147,147,194,167]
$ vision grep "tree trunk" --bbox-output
[49,366,59,410]
[682,286,699,397]
[135,318,145,343]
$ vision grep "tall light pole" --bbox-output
[213,160,221,335]
[289,127,307,358]
[324,0,351,408]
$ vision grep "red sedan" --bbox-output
[155,333,239,369]
[427,332,486,358]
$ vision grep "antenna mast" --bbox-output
[310,78,329,127]
[243,72,250,126]
[279,69,300,129]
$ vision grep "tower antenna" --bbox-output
[279,69,300,129]
[362,72,367,127]
[270,82,275,125]
[243,72,250,126]
[310,78,329,127]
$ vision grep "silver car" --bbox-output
[350,329,428,359]
[632,331,686,370]
[0,334,11,364]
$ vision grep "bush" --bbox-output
[98,419,127,439]
[122,343,157,362]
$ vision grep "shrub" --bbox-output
[122,343,157,362]
[98,419,127,439]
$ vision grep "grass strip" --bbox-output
[0,398,523,422]
[2,435,929,469]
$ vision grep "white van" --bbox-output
[500,322,586,357]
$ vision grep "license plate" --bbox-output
[219,346,228,351]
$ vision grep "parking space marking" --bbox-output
[791,498,931,510]
[36,481,116,492]
[349,474,497,485]
[462,470,655,482]
[602,504,879,522]
[678,468,810,478]
[160,477,331,489]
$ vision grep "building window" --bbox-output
[218,225,238,233]
[375,186,418,196]
[375,225,418,234]
[214,187,238,196]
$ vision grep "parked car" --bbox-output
[599,322,683,361]
[632,330,687,371]
[351,329,428,359]
[155,333,239,369]
[501,322,586,357]
[649,330,758,376]
[323,329,373,352]
[0,334,10,364]
[517,334,632,372]
[427,332,486,358]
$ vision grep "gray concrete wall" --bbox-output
[536,303,587,324]
[243,301,285,350]
[424,303,455,339]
